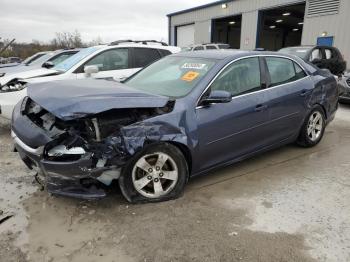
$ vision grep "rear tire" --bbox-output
[297,105,326,147]
[119,143,189,203]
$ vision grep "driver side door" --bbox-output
[75,48,137,81]
[195,57,272,171]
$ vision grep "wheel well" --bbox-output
[167,141,192,174]
[315,103,328,120]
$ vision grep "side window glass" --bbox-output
[211,57,261,97]
[133,48,161,68]
[158,49,171,57]
[194,46,204,51]
[325,49,332,59]
[205,45,217,50]
[294,62,307,80]
[266,57,296,86]
[310,49,322,61]
[85,49,129,71]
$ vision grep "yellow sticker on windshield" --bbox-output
[181,71,199,82]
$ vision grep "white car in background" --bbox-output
[0,40,180,119]
[0,49,80,75]
[0,51,48,69]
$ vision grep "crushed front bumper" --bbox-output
[11,131,108,199]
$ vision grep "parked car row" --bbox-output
[0,41,180,119]
[9,46,339,203]
[0,56,23,68]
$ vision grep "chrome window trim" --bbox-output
[196,54,309,108]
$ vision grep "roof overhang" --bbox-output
[167,0,233,17]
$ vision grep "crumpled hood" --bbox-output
[0,67,59,86]
[28,79,170,120]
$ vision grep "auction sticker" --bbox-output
[181,63,206,70]
[181,71,200,82]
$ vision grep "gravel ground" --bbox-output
[0,105,350,262]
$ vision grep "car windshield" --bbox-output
[23,53,46,65]
[125,56,216,98]
[53,47,98,72]
[27,52,55,66]
[278,47,311,59]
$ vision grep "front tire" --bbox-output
[119,143,189,203]
[297,105,326,147]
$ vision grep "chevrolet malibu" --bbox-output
[11,50,338,203]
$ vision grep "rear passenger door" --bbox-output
[129,47,162,79]
[263,56,313,143]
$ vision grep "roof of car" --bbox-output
[280,46,315,50]
[172,50,300,60]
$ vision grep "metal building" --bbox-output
[167,0,350,64]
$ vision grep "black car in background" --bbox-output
[279,45,346,76]
[338,71,350,103]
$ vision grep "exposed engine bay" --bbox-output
[24,97,174,163]
[19,97,178,198]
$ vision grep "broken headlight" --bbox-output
[0,79,26,92]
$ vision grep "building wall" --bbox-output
[195,20,211,44]
[170,0,349,67]
[170,0,305,49]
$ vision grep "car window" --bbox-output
[310,48,322,61]
[294,62,307,79]
[158,49,172,57]
[49,52,76,66]
[266,57,305,87]
[194,46,204,51]
[218,44,229,49]
[125,56,216,98]
[85,48,129,71]
[206,45,217,50]
[211,57,261,97]
[23,53,46,65]
[324,49,333,59]
[133,48,161,68]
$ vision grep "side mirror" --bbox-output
[201,90,232,106]
[84,65,99,76]
[42,61,54,69]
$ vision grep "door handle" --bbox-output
[255,104,268,112]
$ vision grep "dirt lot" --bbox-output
[1,105,350,262]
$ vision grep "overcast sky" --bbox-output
[0,0,215,44]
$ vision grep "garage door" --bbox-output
[176,24,195,47]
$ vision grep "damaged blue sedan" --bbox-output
[11,50,338,203]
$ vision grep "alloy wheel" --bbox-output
[307,111,323,142]
[132,152,179,198]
